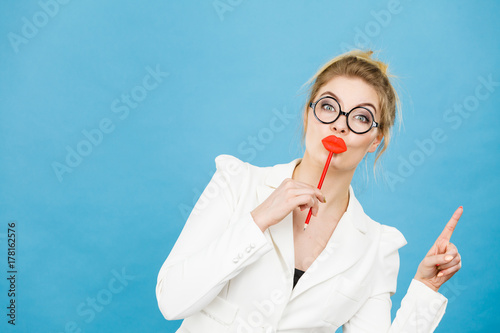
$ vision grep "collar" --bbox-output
[257,157,371,299]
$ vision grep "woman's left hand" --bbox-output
[414,206,463,292]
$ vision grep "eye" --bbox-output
[353,114,369,123]
[350,108,373,124]
[321,103,336,112]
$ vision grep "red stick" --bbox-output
[303,151,334,230]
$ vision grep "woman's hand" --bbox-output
[251,178,326,232]
[414,206,463,292]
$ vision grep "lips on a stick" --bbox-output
[303,135,347,230]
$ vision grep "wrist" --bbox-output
[251,209,269,233]
[414,276,439,292]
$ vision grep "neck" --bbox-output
[292,150,354,215]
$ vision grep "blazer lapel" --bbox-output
[291,188,371,300]
[256,158,302,280]
[255,158,372,300]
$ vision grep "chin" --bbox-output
[314,148,334,165]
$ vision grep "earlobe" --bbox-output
[368,133,383,153]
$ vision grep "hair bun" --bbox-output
[350,49,389,76]
[378,62,389,75]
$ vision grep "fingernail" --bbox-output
[437,272,444,277]
[323,197,327,203]
[436,264,440,267]
[459,206,463,209]
[445,255,453,261]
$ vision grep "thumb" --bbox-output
[437,238,449,254]
[426,253,454,267]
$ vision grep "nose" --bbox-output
[330,113,349,134]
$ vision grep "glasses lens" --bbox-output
[315,97,340,123]
[348,107,374,133]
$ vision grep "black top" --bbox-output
[293,268,305,289]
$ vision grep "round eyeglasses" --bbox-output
[310,96,379,134]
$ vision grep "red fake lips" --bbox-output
[322,135,347,154]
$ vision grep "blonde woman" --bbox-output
[156,50,462,332]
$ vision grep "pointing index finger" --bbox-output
[438,206,463,242]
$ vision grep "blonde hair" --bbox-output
[300,49,402,174]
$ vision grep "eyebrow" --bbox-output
[319,91,377,114]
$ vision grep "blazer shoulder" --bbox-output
[214,154,246,170]
[214,154,279,177]
[360,212,407,251]
[212,154,250,192]
[366,219,408,295]
[212,154,269,195]
[379,224,407,250]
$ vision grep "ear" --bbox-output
[367,132,383,153]
[303,107,310,132]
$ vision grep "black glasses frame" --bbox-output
[309,96,379,134]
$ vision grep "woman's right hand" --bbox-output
[251,178,326,232]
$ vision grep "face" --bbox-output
[304,75,383,171]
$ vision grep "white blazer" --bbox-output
[156,155,448,333]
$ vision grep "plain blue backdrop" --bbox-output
[1,0,499,332]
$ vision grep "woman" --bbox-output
[156,49,462,332]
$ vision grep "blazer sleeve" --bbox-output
[343,225,448,332]
[155,154,274,320]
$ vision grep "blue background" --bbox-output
[1,0,499,332]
